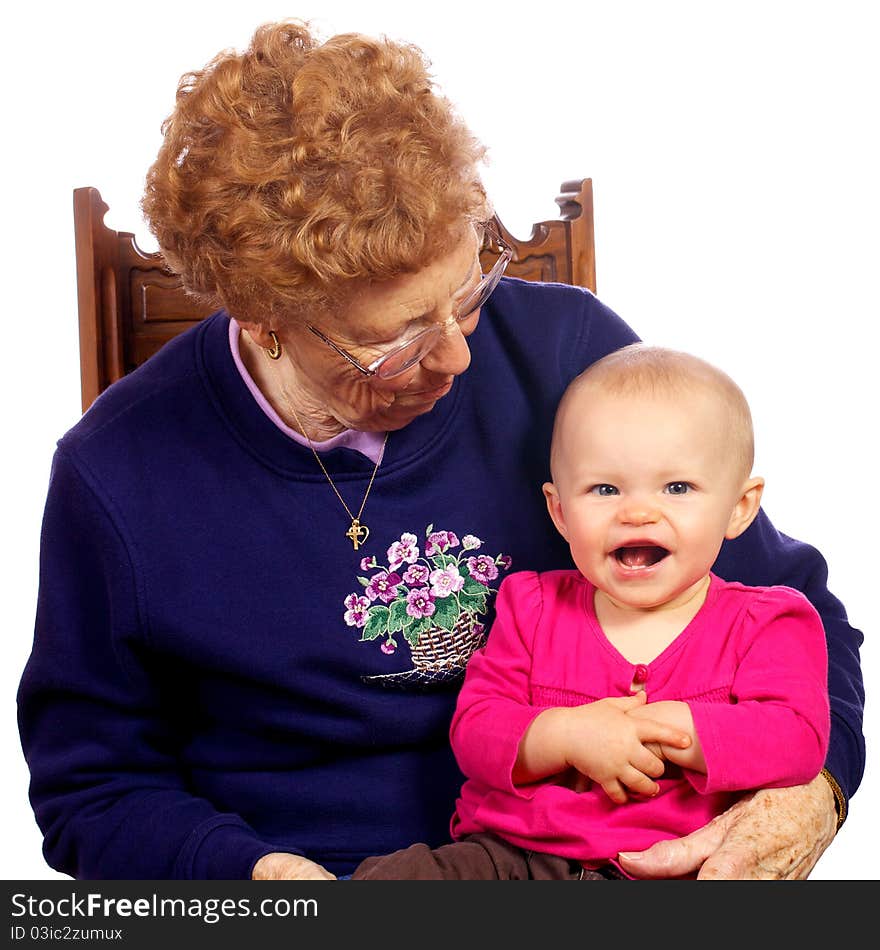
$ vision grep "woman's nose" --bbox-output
[419,321,472,377]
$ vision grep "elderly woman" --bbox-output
[19,20,862,880]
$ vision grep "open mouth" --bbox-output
[613,545,670,569]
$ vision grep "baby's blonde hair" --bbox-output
[552,343,755,481]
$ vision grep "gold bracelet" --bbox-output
[820,768,847,832]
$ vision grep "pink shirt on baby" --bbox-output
[450,570,829,866]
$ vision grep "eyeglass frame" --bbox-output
[306,226,514,380]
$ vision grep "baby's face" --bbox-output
[546,387,748,611]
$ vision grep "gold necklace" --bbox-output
[266,352,387,551]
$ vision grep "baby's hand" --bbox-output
[563,693,689,804]
[626,699,705,774]
[572,771,592,794]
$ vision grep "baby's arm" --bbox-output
[627,700,707,773]
[684,591,829,793]
[628,590,829,794]
[514,691,691,803]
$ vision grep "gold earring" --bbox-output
[265,330,282,360]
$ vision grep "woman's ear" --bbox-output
[725,476,765,540]
[543,482,570,541]
[238,321,277,351]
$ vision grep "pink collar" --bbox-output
[228,318,387,465]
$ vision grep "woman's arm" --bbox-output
[617,778,837,879]
[17,449,284,879]
[714,509,864,803]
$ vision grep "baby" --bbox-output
[354,344,830,879]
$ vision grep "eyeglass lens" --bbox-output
[455,251,509,318]
[374,250,511,379]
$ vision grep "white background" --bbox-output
[2,0,876,879]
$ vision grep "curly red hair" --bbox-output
[142,20,490,326]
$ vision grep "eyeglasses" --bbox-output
[307,232,514,380]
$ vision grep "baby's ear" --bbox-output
[725,476,765,540]
[543,482,570,541]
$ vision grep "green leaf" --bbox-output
[403,615,433,646]
[360,605,390,641]
[388,599,410,633]
[432,596,460,631]
[462,577,489,596]
[425,523,434,537]
[459,590,488,615]
[357,576,370,587]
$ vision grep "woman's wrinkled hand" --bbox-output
[617,774,837,879]
[252,852,337,880]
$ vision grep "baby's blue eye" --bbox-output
[590,484,619,496]
[665,482,691,495]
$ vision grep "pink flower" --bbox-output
[429,565,465,599]
[425,530,460,556]
[405,587,436,619]
[387,533,419,571]
[466,555,499,585]
[365,570,402,604]
[381,639,397,655]
[498,554,513,570]
[461,534,482,551]
[360,555,377,572]
[343,593,371,628]
[403,563,430,585]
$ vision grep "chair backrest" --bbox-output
[74,179,596,412]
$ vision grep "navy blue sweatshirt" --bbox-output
[18,278,864,878]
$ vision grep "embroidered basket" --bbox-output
[409,613,487,672]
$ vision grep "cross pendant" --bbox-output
[346,518,370,550]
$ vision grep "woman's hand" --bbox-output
[252,852,337,880]
[617,774,837,879]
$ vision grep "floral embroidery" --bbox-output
[402,563,430,585]
[405,587,436,619]
[343,593,371,629]
[425,530,459,556]
[466,555,500,585]
[387,532,419,571]
[345,524,512,681]
[429,565,465,598]
[365,570,402,604]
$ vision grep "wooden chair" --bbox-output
[73,180,597,413]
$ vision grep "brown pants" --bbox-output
[352,833,621,880]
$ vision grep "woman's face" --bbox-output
[279,229,484,432]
